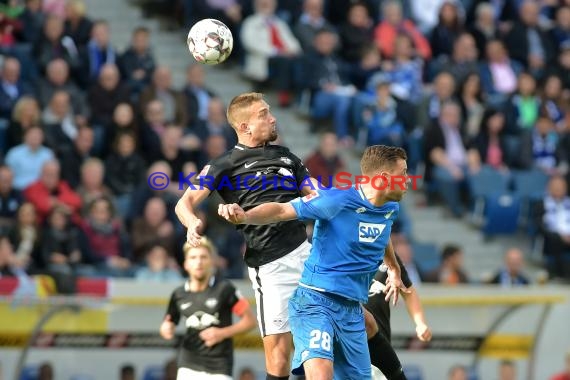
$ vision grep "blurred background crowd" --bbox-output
[0,0,569,291]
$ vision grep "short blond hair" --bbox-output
[183,237,218,258]
[360,145,407,176]
[226,92,264,129]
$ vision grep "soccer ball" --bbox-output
[187,18,233,65]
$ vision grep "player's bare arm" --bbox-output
[218,202,297,225]
[383,238,410,305]
[402,286,432,342]
[199,301,257,347]
[159,314,176,340]
[301,177,321,196]
[175,187,211,246]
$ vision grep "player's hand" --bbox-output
[384,269,411,306]
[199,327,226,347]
[159,315,175,340]
[415,323,432,342]
[186,217,203,247]
[218,203,246,224]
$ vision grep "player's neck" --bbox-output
[360,184,390,207]
[188,277,210,292]
[237,136,269,148]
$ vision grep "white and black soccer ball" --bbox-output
[187,18,233,65]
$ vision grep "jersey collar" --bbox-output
[184,275,216,292]
[235,142,270,150]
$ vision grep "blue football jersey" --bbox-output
[290,186,399,303]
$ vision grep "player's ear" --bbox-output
[237,122,250,134]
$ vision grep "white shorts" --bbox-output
[177,367,232,380]
[247,240,311,337]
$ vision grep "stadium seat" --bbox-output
[19,365,38,380]
[142,365,164,380]
[402,364,424,380]
[467,367,480,380]
[481,193,521,237]
[511,169,548,200]
[511,169,549,227]
[69,375,94,380]
[411,242,440,274]
[467,166,511,225]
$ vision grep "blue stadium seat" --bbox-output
[467,367,480,380]
[481,193,521,237]
[511,169,549,227]
[19,365,38,380]
[69,375,94,380]
[511,169,548,200]
[402,364,424,380]
[467,166,511,224]
[142,365,164,380]
[411,242,440,274]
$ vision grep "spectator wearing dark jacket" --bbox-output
[503,1,556,78]
[63,0,93,48]
[59,126,94,189]
[488,248,530,286]
[303,27,356,146]
[468,108,512,172]
[118,26,155,101]
[182,64,217,128]
[32,14,81,81]
[0,57,35,121]
[16,0,45,44]
[104,130,146,218]
[337,2,375,65]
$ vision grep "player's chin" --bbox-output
[268,131,278,141]
[389,191,405,201]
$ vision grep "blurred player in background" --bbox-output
[159,238,256,379]
[219,145,410,379]
[175,92,320,380]
[365,253,432,380]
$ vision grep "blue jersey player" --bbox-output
[218,145,410,379]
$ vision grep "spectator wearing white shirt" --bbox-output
[536,175,570,280]
[5,126,55,191]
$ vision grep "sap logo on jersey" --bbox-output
[358,222,386,243]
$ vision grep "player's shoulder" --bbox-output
[170,284,187,298]
[269,144,303,161]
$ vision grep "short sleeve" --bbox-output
[223,282,250,316]
[289,188,344,221]
[165,291,181,325]
[191,158,226,191]
[292,154,311,186]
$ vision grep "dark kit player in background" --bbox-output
[159,238,256,379]
[365,253,432,380]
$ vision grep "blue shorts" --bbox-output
[289,286,371,379]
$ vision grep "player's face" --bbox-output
[246,100,278,143]
[184,247,213,281]
[384,158,408,201]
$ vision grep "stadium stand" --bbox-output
[0,0,570,377]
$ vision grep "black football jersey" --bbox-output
[165,276,245,376]
[363,254,413,341]
[193,143,311,267]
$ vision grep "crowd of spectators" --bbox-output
[226,0,570,281]
[0,0,569,288]
[0,0,250,286]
